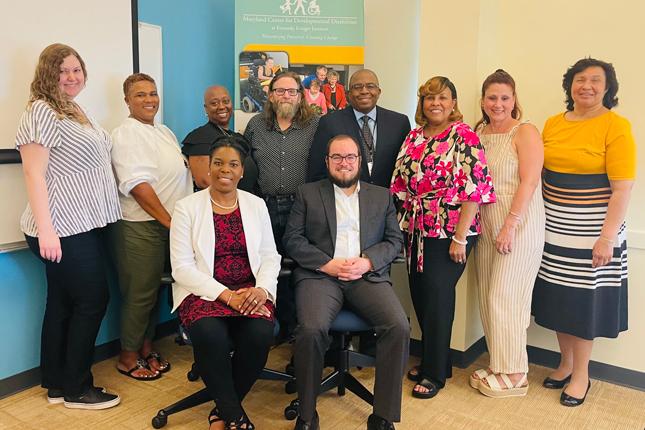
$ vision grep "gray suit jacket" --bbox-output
[283,179,404,285]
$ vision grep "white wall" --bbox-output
[0,0,133,245]
[416,0,645,372]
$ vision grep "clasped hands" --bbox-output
[319,257,373,281]
[225,287,271,317]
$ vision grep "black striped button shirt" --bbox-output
[15,100,121,237]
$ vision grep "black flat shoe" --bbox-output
[412,378,440,399]
[543,374,571,389]
[294,411,319,430]
[367,413,395,430]
[560,380,591,407]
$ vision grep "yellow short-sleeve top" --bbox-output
[542,110,636,180]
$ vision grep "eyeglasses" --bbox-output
[350,83,379,91]
[272,88,299,96]
[327,154,360,164]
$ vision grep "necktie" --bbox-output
[361,115,374,164]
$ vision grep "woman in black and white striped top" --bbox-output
[16,43,121,410]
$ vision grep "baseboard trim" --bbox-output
[409,336,488,369]
[411,336,645,391]
[0,318,179,399]
[527,345,645,392]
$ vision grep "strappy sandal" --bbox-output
[209,406,223,429]
[407,365,420,382]
[225,414,255,430]
[478,373,528,398]
[145,351,171,373]
[412,378,439,399]
[469,368,491,389]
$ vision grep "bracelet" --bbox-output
[451,236,468,246]
[598,235,614,244]
[226,292,233,307]
[257,287,268,302]
[509,211,521,220]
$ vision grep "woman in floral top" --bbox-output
[390,76,495,399]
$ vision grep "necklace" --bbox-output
[210,193,238,210]
[216,124,231,136]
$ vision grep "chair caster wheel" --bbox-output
[284,406,298,420]
[187,370,199,381]
[284,400,299,420]
[152,412,167,428]
[285,380,297,394]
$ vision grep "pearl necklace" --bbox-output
[210,193,238,210]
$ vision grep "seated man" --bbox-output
[283,135,409,430]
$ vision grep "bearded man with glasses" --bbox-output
[284,134,409,430]
[244,71,319,342]
[307,69,411,188]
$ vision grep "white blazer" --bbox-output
[169,188,281,312]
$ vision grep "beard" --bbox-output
[274,100,298,120]
[329,169,360,189]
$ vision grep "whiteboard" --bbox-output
[0,0,133,246]
[138,22,164,122]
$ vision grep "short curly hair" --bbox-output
[415,76,463,127]
[562,58,619,111]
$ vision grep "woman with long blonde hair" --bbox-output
[16,43,121,409]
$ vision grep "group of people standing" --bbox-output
[16,41,635,430]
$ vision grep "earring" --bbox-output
[240,175,244,178]
[207,172,211,176]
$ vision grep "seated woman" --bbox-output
[170,135,281,430]
[304,79,327,115]
[258,57,275,94]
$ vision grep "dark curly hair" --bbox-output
[209,133,250,165]
[562,58,619,111]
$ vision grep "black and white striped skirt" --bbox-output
[532,170,628,339]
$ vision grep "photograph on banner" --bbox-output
[234,0,364,131]
[238,51,353,116]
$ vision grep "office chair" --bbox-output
[151,260,296,429]
[284,309,376,420]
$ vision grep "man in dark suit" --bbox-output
[307,69,411,188]
[284,135,409,430]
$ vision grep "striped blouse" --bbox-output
[15,100,121,238]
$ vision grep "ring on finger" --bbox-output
[253,299,258,304]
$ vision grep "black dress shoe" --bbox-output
[543,374,571,389]
[294,411,319,430]
[367,413,395,430]
[560,380,591,407]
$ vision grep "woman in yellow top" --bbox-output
[532,58,636,407]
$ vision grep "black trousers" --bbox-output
[26,228,110,397]
[408,236,475,388]
[264,194,297,337]
[188,316,274,421]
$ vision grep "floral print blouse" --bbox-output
[390,122,496,271]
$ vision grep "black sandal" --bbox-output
[225,414,255,430]
[145,351,171,373]
[117,358,161,381]
[407,365,420,382]
[209,406,223,427]
[412,378,439,399]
